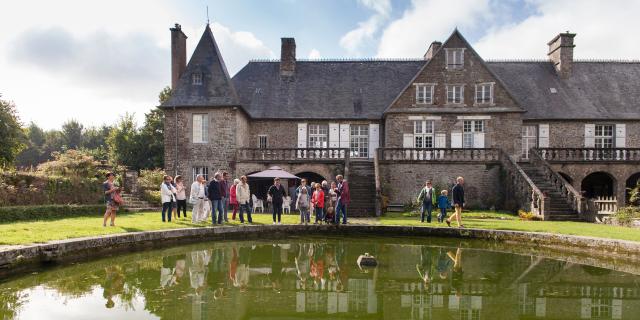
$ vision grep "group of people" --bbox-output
[288,175,350,225]
[416,176,466,228]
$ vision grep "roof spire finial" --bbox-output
[206,5,210,25]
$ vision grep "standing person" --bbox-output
[417,180,437,223]
[329,182,338,208]
[190,174,210,223]
[295,179,312,205]
[296,187,310,225]
[446,176,465,228]
[207,172,224,225]
[268,177,286,224]
[160,175,177,222]
[221,172,230,222]
[175,176,187,219]
[321,180,330,210]
[236,175,252,223]
[437,190,451,223]
[102,172,121,227]
[312,183,325,224]
[334,175,350,225]
[230,179,239,220]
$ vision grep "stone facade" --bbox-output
[522,120,640,148]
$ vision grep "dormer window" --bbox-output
[192,73,203,85]
[446,85,464,104]
[475,83,494,105]
[415,83,434,105]
[445,48,464,69]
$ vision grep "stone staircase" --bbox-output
[120,192,160,212]
[518,162,581,221]
[347,160,376,217]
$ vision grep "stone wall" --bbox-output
[551,163,640,205]
[379,162,503,209]
[384,112,522,156]
[523,120,640,148]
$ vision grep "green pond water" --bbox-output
[1,236,639,320]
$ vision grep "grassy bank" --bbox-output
[0,210,638,245]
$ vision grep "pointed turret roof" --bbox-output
[162,24,240,107]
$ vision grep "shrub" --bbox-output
[142,190,161,205]
[0,204,126,223]
[37,149,101,179]
[628,183,639,206]
[137,168,166,191]
[0,171,102,206]
[518,210,543,221]
[614,206,640,226]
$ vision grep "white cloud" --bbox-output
[339,0,392,56]
[209,22,275,73]
[308,48,322,59]
[376,0,491,57]
[473,0,640,59]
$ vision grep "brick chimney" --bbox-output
[547,32,576,78]
[424,41,442,60]
[170,23,188,89]
[280,38,296,77]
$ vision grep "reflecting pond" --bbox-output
[1,236,639,319]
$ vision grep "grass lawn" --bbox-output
[1,210,639,246]
[380,211,640,242]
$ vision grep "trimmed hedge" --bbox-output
[0,204,130,223]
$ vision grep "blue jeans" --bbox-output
[239,203,252,223]
[421,201,433,223]
[336,202,347,224]
[299,207,310,223]
[315,207,324,223]
[211,199,224,224]
[162,202,172,222]
[222,196,229,221]
[438,207,447,222]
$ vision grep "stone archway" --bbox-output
[558,172,573,184]
[625,172,640,205]
[581,172,615,198]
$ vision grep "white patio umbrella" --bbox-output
[247,166,300,179]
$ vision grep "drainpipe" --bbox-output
[173,107,178,177]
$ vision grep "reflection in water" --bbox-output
[1,238,640,319]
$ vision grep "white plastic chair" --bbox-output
[283,196,291,214]
[252,194,264,213]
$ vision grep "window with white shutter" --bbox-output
[297,123,308,148]
[349,125,369,158]
[615,124,626,148]
[595,124,613,148]
[584,124,595,148]
[308,124,328,148]
[413,120,434,148]
[192,114,208,143]
[522,125,538,159]
[462,120,484,148]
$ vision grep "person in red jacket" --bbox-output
[312,183,325,224]
[230,179,239,220]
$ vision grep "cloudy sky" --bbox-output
[1,0,639,129]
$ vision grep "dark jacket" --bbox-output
[220,180,229,198]
[207,180,222,201]
[452,184,464,205]
[268,184,286,205]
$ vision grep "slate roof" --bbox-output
[231,60,425,119]
[487,61,640,120]
[162,25,240,108]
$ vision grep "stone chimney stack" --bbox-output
[547,32,576,78]
[424,41,442,60]
[170,23,188,89]
[280,37,296,77]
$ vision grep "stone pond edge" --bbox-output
[1,224,639,276]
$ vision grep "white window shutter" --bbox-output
[403,134,414,148]
[192,114,202,143]
[329,123,340,148]
[584,124,595,147]
[368,124,379,158]
[473,132,485,148]
[615,124,626,148]
[612,299,622,320]
[451,132,462,148]
[297,123,307,148]
[339,124,350,148]
[535,298,546,317]
[434,133,446,148]
[538,124,549,148]
[581,298,591,319]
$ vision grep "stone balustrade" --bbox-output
[236,148,350,162]
[377,148,501,163]
[538,148,640,162]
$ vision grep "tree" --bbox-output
[137,108,164,169]
[106,113,140,168]
[0,95,26,168]
[26,122,45,147]
[158,86,172,104]
[16,122,48,168]
[61,119,84,149]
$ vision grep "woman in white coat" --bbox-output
[190,175,210,223]
[160,175,177,222]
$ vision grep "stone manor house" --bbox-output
[161,23,640,220]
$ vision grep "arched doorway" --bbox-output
[558,172,573,184]
[295,171,327,187]
[581,172,615,198]
[625,172,640,205]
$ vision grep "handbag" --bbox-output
[112,191,124,206]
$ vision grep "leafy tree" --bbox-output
[106,113,140,168]
[61,119,84,149]
[37,149,100,179]
[158,86,172,104]
[0,95,26,168]
[15,122,48,168]
[82,125,112,150]
[137,108,164,169]
[26,122,45,147]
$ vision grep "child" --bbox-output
[297,187,310,224]
[324,206,335,224]
[437,190,451,223]
[312,183,325,224]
